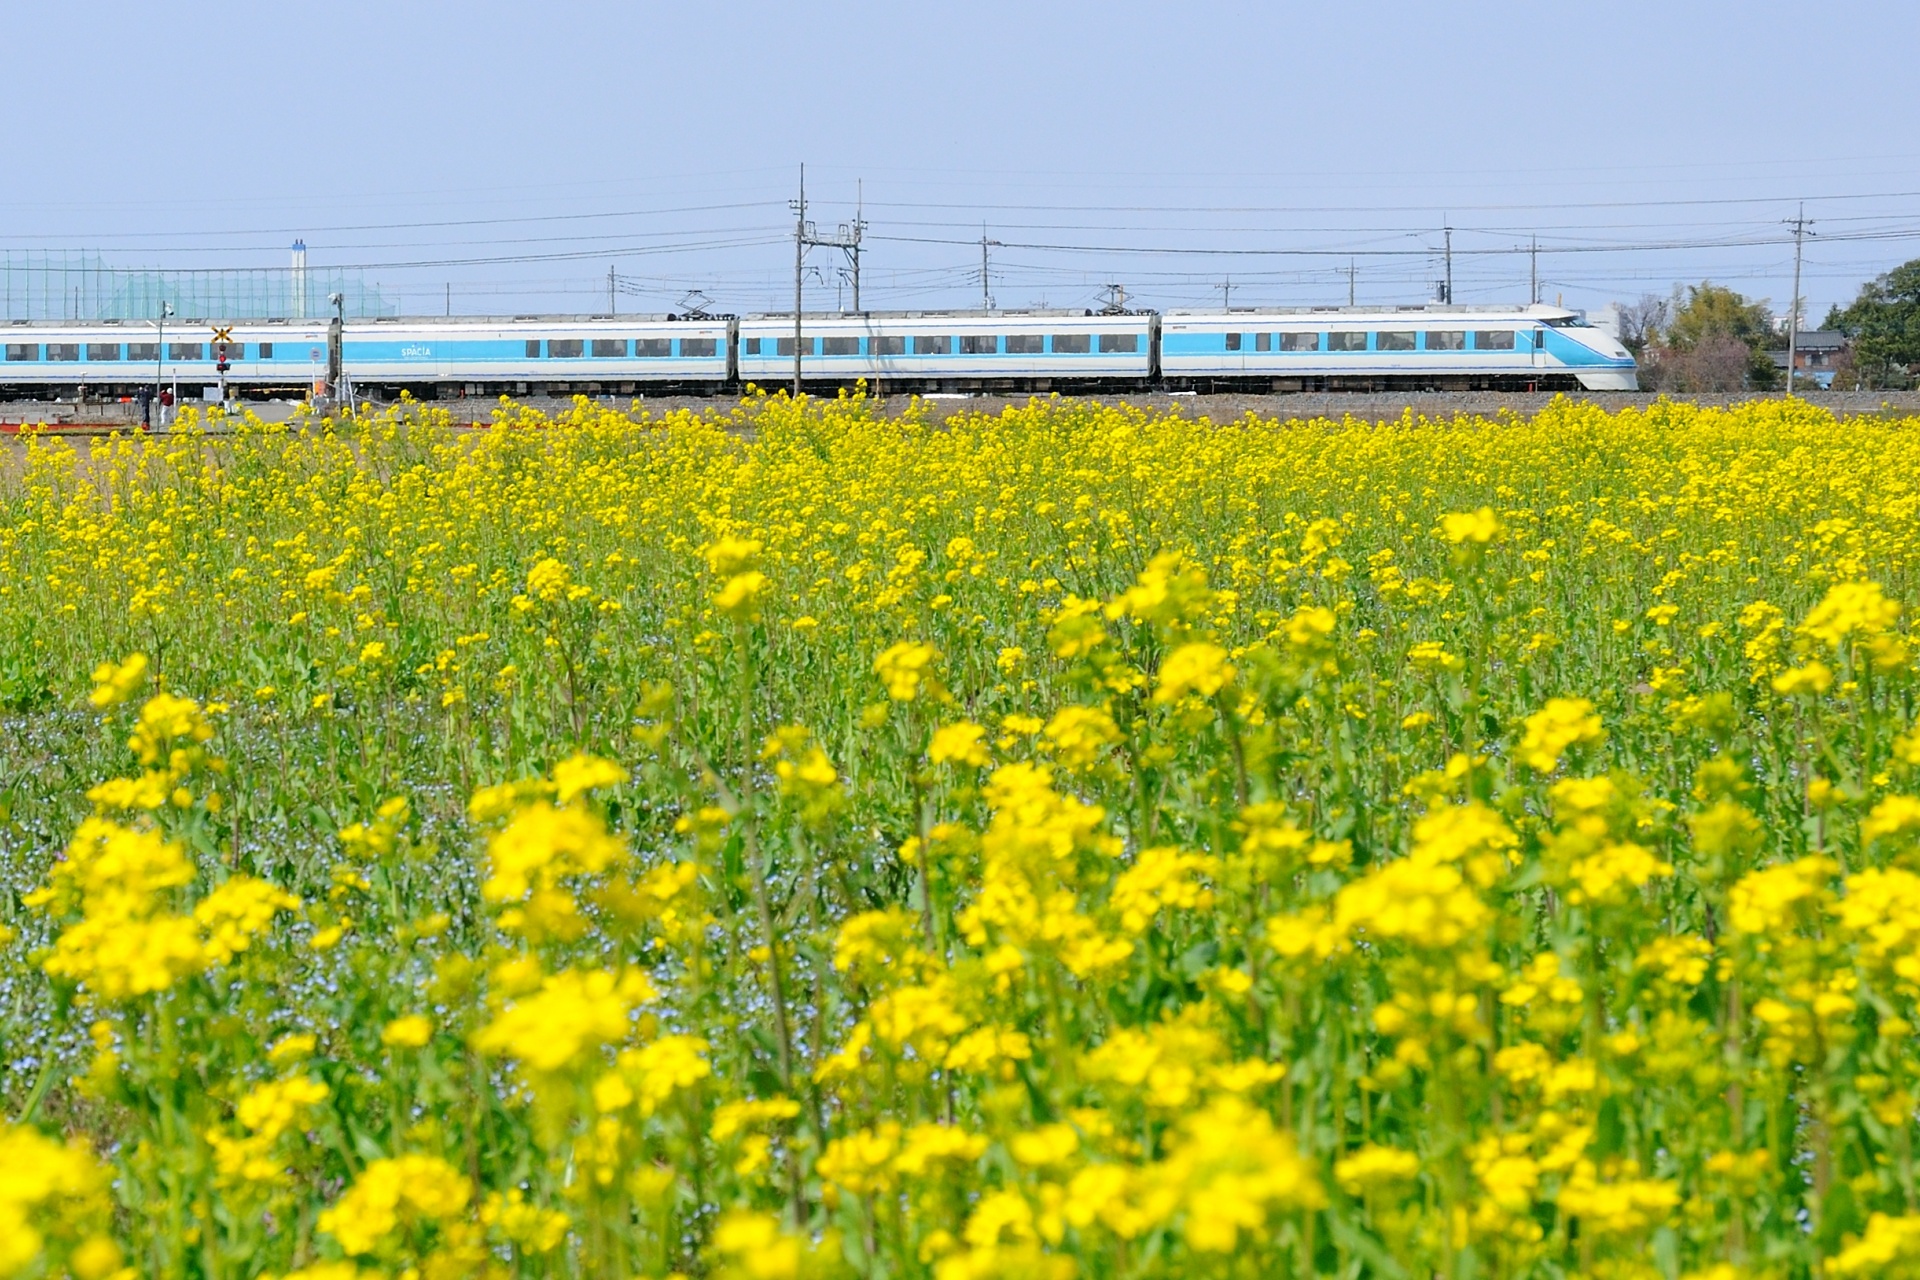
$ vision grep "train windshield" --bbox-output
[1543,315,1592,328]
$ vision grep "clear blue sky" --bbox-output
[3,1,1916,319]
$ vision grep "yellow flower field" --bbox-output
[4,391,1920,1278]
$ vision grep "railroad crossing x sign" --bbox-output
[211,326,233,345]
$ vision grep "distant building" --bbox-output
[1769,330,1848,388]
[1587,303,1625,342]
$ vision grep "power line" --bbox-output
[858,186,1920,216]
[867,224,1920,260]
[0,201,786,244]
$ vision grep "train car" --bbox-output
[735,310,1154,392]
[1,318,330,398]
[1159,304,1637,391]
[340,315,733,397]
[0,314,737,400]
[2,302,1638,402]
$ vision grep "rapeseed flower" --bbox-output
[874,640,940,701]
[316,1153,470,1256]
[1517,697,1606,772]
[11,396,1920,1277]
[473,967,657,1071]
[1153,642,1235,703]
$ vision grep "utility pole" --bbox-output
[608,265,616,315]
[1529,236,1538,306]
[851,181,864,312]
[1220,276,1232,309]
[445,282,451,317]
[1785,204,1814,397]
[1348,258,1356,307]
[1442,224,1453,304]
[792,164,805,396]
[980,226,1000,311]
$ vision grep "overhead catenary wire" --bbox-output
[8,172,1917,321]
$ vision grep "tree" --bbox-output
[1650,335,1756,394]
[1828,259,1920,389]
[1658,285,1774,391]
[1618,293,1671,357]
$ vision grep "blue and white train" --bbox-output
[0,302,1635,400]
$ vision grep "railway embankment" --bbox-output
[6,387,1920,435]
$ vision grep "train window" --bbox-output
[591,339,628,358]
[43,343,78,361]
[168,342,203,361]
[742,338,761,356]
[4,343,38,361]
[549,339,585,358]
[822,337,860,356]
[258,342,274,359]
[633,338,670,357]
[1532,329,1545,349]
[1327,332,1367,352]
[87,343,122,361]
[526,340,543,358]
[1473,331,1516,350]
[1098,333,1138,353]
[1279,332,1319,351]
[1377,331,1415,351]
[1425,331,1466,351]
[870,336,905,356]
[1051,334,1090,353]
[680,338,717,358]
[1006,334,1042,354]
[127,342,156,361]
[913,335,950,355]
[1256,333,1272,352]
[1224,332,1242,351]
[775,338,794,356]
[960,335,999,354]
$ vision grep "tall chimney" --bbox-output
[290,240,308,319]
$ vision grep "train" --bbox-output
[0,302,1637,400]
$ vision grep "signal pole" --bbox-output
[327,292,345,406]
[809,210,864,313]
[155,300,172,425]
[1785,204,1814,396]
[792,167,867,390]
